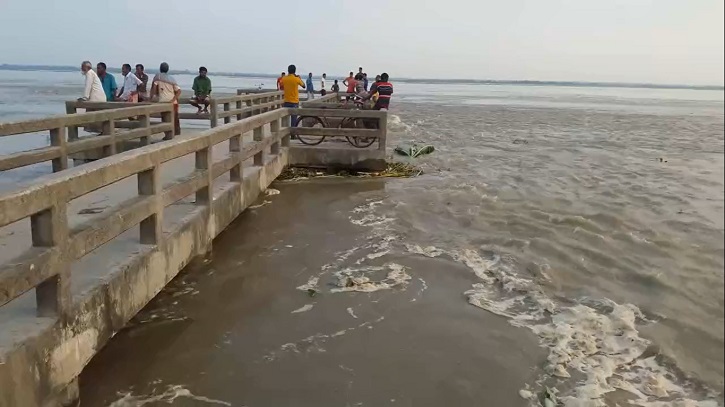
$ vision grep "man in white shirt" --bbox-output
[78,61,106,102]
[116,63,143,102]
[320,73,327,96]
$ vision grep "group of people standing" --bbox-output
[78,61,392,137]
[276,66,393,111]
[79,61,213,135]
[79,61,150,103]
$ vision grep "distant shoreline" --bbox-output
[1,64,723,91]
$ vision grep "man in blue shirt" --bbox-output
[306,73,315,100]
[96,62,117,101]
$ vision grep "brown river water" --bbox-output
[2,73,722,406]
[79,92,723,406]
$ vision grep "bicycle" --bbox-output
[294,96,379,148]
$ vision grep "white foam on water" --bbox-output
[265,188,280,196]
[296,276,319,292]
[405,244,444,258]
[350,214,395,227]
[291,304,314,314]
[330,263,412,293]
[263,316,386,362]
[249,199,272,209]
[388,114,412,132]
[109,385,232,406]
[405,244,719,407]
[347,307,358,319]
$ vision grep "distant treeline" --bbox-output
[1,64,722,91]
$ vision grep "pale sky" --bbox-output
[0,0,723,85]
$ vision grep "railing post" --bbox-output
[270,118,280,155]
[252,97,260,116]
[281,109,291,147]
[245,98,253,119]
[235,99,243,121]
[223,102,231,124]
[209,100,219,128]
[102,119,116,157]
[65,101,76,115]
[253,125,264,166]
[161,109,174,140]
[64,102,79,144]
[378,112,388,151]
[31,203,70,318]
[139,114,151,146]
[195,146,212,204]
[230,132,242,182]
[138,164,162,244]
[50,127,67,172]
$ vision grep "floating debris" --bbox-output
[394,144,435,157]
[277,162,421,181]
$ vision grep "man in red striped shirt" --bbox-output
[365,73,393,110]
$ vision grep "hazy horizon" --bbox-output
[0,0,722,86]
[2,63,725,90]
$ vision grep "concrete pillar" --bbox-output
[378,112,388,151]
[253,126,264,166]
[281,111,291,147]
[161,110,174,140]
[30,203,70,318]
[50,127,68,172]
[229,133,242,182]
[138,165,162,245]
[101,119,116,157]
[209,101,219,128]
[270,118,280,155]
[195,147,212,204]
[223,102,231,124]
[139,114,150,146]
[235,100,243,121]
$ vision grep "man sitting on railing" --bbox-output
[190,66,212,114]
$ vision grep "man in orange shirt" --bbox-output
[342,71,356,100]
[279,64,306,124]
[277,72,285,90]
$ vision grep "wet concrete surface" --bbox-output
[79,179,544,407]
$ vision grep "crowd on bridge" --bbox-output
[77,60,393,135]
[275,65,393,111]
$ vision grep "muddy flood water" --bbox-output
[1,71,721,407]
[79,89,724,407]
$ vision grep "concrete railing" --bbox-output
[65,91,285,129]
[0,107,292,319]
[0,106,296,405]
[0,104,174,173]
[0,101,392,404]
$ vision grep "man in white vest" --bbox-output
[78,61,106,102]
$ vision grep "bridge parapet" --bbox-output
[0,104,174,173]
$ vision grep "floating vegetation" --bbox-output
[277,162,422,181]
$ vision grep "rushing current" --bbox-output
[1,70,723,406]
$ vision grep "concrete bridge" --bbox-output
[0,91,388,406]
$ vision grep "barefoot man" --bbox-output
[190,66,212,114]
